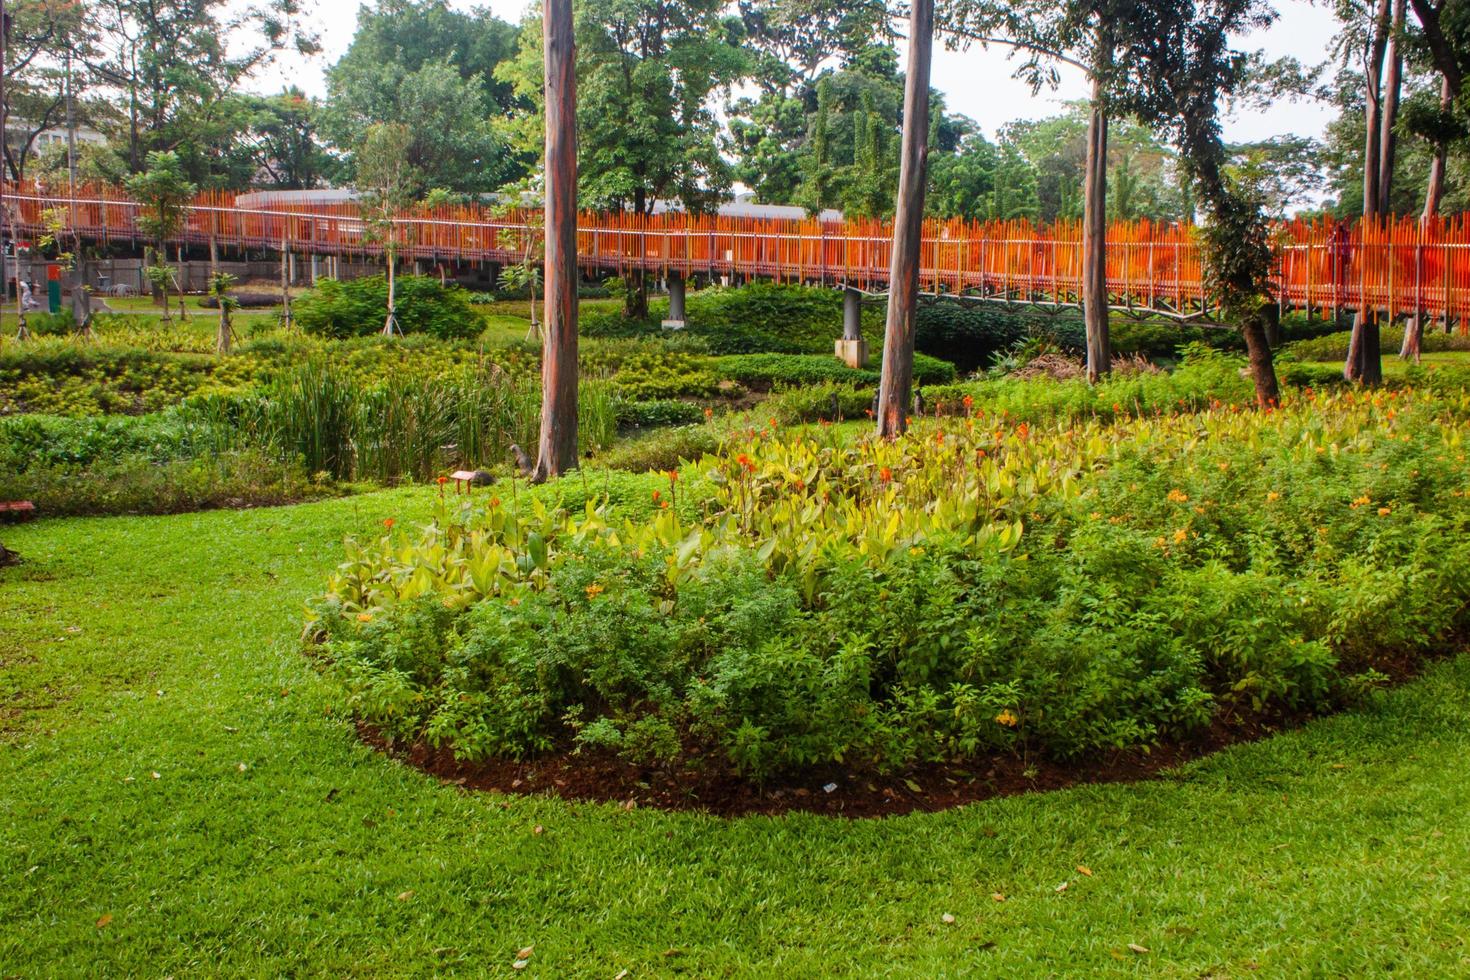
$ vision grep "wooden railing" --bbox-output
[9,182,1470,324]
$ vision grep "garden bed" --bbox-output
[358,644,1435,816]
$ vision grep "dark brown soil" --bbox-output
[354,647,1437,819]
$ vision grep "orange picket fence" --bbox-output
[9,182,1470,323]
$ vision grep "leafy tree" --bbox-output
[501,0,748,317]
[1,0,90,181]
[83,0,319,182]
[227,89,335,189]
[353,123,422,336]
[124,151,196,319]
[323,0,525,192]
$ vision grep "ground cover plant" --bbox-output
[308,378,1470,782]
[5,489,1470,973]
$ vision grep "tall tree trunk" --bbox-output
[382,248,398,335]
[280,236,293,331]
[1378,0,1406,214]
[532,0,580,482]
[1242,305,1281,406]
[1404,74,1452,361]
[875,0,934,439]
[1082,44,1112,383]
[1347,0,1393,384]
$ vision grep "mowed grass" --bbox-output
[3,489,1470,976]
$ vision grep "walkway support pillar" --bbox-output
[662,270,686,329]
[836,286,868,368]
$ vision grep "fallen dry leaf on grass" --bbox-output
[941,913,956,924]
[396,890,414,902]
[1076,865,1093,877]
[991,893,1006,902]
[517,946,534,959]
[95,913,112,928]
[1128,943,1150,954]
[1055,882,1069,893]
[533,825,544,835]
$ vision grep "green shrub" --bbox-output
[615,399,706,429]
[311,386,1470,777]
[295,276,485,341]
[595,425,718,473]
[713,352,955,389]
[0,450,339,517]
[1286,325,1470,362]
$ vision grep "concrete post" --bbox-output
[662,270,687,329]
[835,286,869,368]
[311,255,320,284]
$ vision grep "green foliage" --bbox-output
[615,399,706,429]
[313,378,1470,778]
[595,425,719,473]
[714,352,955,388]
[679,283,867,354]
[0,449,337,518]
[295,277,485,340]
[1287,326,1470,362]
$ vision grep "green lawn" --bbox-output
[3,491,1470,975]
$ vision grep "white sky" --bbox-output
[256,0,1339,146]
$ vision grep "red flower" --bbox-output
[668,469,679,483]
[652,489,661,501]
[383,518,395,529]
[879,466,892,483]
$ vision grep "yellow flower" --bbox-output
[1351,494,1371,509]
[356,612,373,623]
[1377,506,1391,516]
[585,583,605,599]
[1166,489,1189,503]
[994,709,1019,727]
[1267,491,1281,502]
[1173,528,1188,544]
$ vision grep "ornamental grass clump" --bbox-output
[308,387,1470,779]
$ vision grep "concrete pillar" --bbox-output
[311,255,320,285]
[662,270,687,329]
[835,286,869,368]
[288,251,297,286]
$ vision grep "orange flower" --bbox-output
[652,489,661,502]
[383,518,395,529]
[436,475,448,485]
[585,583,605,599]
[1267,491,1281,502]
[1377,506,1391,516]
[962,394,974,410]
[356,612,373,623]
[1166,489,1189,503]
[879,466,893,483]
[667,469,679,483]
[703,406,713,418]
[994,709,1018,727]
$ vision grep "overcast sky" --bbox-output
[254,0,1340,146]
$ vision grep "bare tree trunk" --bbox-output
[875,0,934,439]
[1404,74,1451,362]
[1242,305,1281,406]
[1378,0,1406,214]
[1082,46,1112,384]
[531,0,580,482]
[1347,0,1392,384]
[280,236,293,331]
[382,248,398,336]
[176,244,189,321]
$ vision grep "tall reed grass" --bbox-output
[179,357,618,483]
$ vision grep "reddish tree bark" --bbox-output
[1082,40,1112,383]
[532,0,580,482]
[876,0,934,439]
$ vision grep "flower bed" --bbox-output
[307,385,1470,780]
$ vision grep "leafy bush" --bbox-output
[310,384,1470,778]
[714,352,955,389]
[594,425,718,473]
[0,450,339,517]
[1286,325,1470,362]
[615,399,706,429]
[295,276,485,341]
